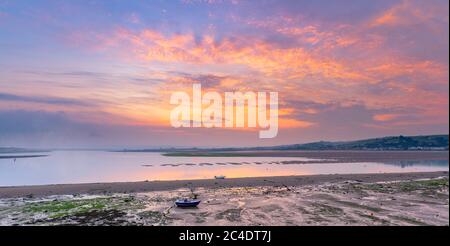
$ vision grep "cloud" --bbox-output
[370,0,448,27]
[0,110,156,147]
[0,110,291,148]
[0,92,93,107]
[373,113,400,122]
[0,0,448,147]
[76,21,448,133]
[86,27,365,83]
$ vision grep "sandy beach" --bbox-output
[0,171,448,198]
[0,172,448,226]
[1,149,448,226]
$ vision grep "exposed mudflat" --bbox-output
[162,150,449,162]
[1,177,447,226]
[1,172,448,198]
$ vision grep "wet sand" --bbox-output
[0,175,448,226]
[163,150,449,162]
[0,171,447,198]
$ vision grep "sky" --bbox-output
[0,0,448,148]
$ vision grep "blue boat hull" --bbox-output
[175,200,201,207]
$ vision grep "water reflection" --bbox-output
[0,151,448,186]
[383,160,449,168]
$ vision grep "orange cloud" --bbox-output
[373,114,398,122]
[60,3,448,133]
[279,118,314,128]
[370,0,447,27]
[105,28,368,84]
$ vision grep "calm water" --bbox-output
[0,151,448,186]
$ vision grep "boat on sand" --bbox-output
[175,199,201,207]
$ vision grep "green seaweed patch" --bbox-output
[354,178,449,193]
[22,196,144,220]
[23,198,109,218]
[46,209,136,226]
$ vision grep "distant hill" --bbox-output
[267,135,449,151]
[4,135,447,153]
[122,134,449,153]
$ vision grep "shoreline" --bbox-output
[1,171,448,198]
[0,154,49,159]
[162,150,449,162]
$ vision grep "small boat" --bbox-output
[175,199,201,208]
[214,175,226,179]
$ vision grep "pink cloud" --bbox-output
[57,0,448,133]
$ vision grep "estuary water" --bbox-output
[0,150,448,186]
